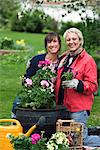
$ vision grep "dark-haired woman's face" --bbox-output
[47,37,60,54]
[66,32,80,52]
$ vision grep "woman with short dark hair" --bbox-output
[12,32,61,118]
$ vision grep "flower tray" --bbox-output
[56,119,83,150]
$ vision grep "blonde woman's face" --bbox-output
[65,32,81,52]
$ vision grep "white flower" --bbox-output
[47,132,69,150]
[6,133,12,139]
[47,141,58,150]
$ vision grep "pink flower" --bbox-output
[40,80,49,88]
[31,134,41,144]
[45,59,51,65]
[51,77,56,83]
[38,60,51,68]
[25,78,32,86]
[31,139,37,144]
[42,66,48,70]
[49,82,54,92]
[38,61,44,67]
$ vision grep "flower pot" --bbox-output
[16,106,70,138]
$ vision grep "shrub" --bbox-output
[0,0,20,28]
[0,37,31,51]
[11,11,30,32]
[82,19,100,53]
[11,10,44,33]
[25,10,44,33]
[0,37,14,49]
[11,9,59,33]
[42,15,58,33]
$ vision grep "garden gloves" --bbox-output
[62,79,79,89]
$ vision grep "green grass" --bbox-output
[0,61,25,119]
[0,30,47,119]
[0,29,66,55]
[87,96,100,126]
[0,30,45,53]
[0,30,100,127]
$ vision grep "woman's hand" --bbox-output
[62,79,79,89]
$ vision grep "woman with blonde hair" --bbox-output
[55,27,100,147]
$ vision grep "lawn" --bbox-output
[0,30,66,55]
[0,30,45,55]
[0,30,100,127]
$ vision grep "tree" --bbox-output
[0,0,20,28]
[22,0,99,23]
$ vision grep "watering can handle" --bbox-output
[0,119,22,126]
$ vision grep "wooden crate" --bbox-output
[56,119,84,150]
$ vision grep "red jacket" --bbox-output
[55,50,98,112]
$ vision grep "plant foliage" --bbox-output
[18,59,57,109]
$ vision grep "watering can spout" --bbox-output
[25,116,46,137]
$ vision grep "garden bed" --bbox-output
[0,49,20,55]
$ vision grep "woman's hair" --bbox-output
[63,28,84,47]
[45,32,61,51]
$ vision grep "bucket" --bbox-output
[0,119,23,150]
[16,106,70,138]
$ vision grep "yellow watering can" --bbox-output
[0,117,45,150]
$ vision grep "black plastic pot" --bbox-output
[16,106,70,138]
[88,126,100,135]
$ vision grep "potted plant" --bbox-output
[15,60,70,137]
[7,131,69,150]
[18,60,57,109]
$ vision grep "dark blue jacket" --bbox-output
[24,53,46,78]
